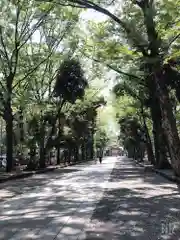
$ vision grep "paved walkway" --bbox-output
[1,157,180,240]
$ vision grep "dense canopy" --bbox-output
[0,0,180,177]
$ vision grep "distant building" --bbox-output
[106,146,124,156]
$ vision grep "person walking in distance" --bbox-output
[98,146,103,163]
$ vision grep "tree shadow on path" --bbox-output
[85,157,180,240]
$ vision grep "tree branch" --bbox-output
[19,6,54,51]
[12,53,51,90]
[0,27,11,71]
[19,6,30,39]
[12,29,66,90]
[114,81,144,103]
[51,0,148,55]
[168,33,180,49]
[10,3,21,77]
[84,53,143,81]
[0,52,8,79]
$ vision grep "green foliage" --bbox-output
[1,0,180,171]
[54,58,88,103]
[95,128,109,149]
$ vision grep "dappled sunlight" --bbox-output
[84,157,180,240]
[0,157,116,239]
[1,157,180,239]
[0,167,83,203]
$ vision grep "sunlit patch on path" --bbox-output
[1,157,180,239]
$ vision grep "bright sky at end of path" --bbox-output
[80,9,119,138]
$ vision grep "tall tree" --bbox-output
[52,0,180,175]
[0,0,80,171]
[0,0,55,171]
[52,58,88,165]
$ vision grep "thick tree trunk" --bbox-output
[139,142,145,162]
[85,142,89,160]
[45,102,65,152]
[147,77,170,169]
[134,145,142,161]
[68,148,71,164]
[5,102,13,172]
[147,73,173,170]
[156,77,180,174]
[127,145,135,158]
[74,145,79,162]
[141,107,155,165]
[64,149,68,165]
[158,132,171,169]
[150,104,170,169]
[30,145,36,162]
[39,122,46,169]
[56,118,61,165]
[90,140,94,160]
[27,143,37,170]
[57,147,60,165]
[145,131,155,165]
[19,107,24,142]
[90,130,94,160]
[39,146,46,168]
[134,135,143,162]
[81,142,86,161]
[140,0,179,173]
[45,120,56,151]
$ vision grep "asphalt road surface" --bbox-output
[1,157,180,240]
